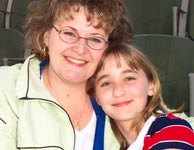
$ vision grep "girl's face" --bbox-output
[95,54,154,124]
[44,7,108,84]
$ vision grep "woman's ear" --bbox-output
[148,82,154,96]
[95,96,101,106]
[43,31,49,46]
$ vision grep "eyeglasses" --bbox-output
[52,25,108,50]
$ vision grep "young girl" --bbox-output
[87,42,194,150]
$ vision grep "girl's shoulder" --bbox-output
[148,113,193,134]
[143,113,194,150]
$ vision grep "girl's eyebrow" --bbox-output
[96,69,137,83]
[96,74,109,84]
[123,69,137,74]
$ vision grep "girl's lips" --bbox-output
[112,100,132,107]
[65,56,88,65]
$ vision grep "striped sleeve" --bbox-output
[143,113,194,150]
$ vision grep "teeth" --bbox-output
[66,57,86,64]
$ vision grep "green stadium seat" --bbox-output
[0,28,25,66]
[0,0,8,28]
[132,34,194,115]
[188,0,194,40]
[123,0,182,35]
[11,0,32,32]
[0,0,32,32]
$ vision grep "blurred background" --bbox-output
[0,0,194,116]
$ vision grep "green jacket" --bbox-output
[0,55,119,150]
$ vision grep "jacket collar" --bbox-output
[16,55,55,101]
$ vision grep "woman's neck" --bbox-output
[42,67,87,102]
[42,67,93,130]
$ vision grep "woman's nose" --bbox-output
[73,38,88,55]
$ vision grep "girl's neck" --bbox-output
[116,120,145,145]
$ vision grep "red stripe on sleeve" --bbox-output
[143,125,194,149]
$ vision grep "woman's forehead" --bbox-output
[55,5,110,34]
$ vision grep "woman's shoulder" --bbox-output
[0,55,39,90]
[0,64,22,86]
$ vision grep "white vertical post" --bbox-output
[172,6,178,36]
[178,0,189,37]
[189,73,194,116]
[5,0,13,29]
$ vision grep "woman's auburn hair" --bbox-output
[22,0,132,61]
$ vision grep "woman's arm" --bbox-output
[0,90,19,150]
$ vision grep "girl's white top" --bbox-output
[127,115,156,150]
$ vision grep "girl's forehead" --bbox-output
[102,53,141,71]
[102,54,128,69]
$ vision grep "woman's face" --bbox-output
[44,7,108,84]
[95,54,154,123]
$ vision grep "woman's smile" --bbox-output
[65,56,88,66]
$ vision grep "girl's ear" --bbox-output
[148,81,154,96]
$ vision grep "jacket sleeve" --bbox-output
[0,90,19,150]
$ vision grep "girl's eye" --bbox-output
[100,82,110,87]
[125,77,135,82]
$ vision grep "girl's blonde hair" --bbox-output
[87,42,171,149]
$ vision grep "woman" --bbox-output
[0,0,132,149]
[88,43,194,150]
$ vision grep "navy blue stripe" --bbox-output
[39,59,49,78]
[147,114,193,136]
[151,141,194,150]
[90,96,105,150]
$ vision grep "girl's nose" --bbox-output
[113,84,126,97]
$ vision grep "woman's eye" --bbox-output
[63,31,77,37]
[89,37,103,43]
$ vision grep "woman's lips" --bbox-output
[65,56,88,66]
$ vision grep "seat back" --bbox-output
[11,0,32,32]
[0,0,32,32]
[0,28,25,65]
[0,0,9,28]
[123,0,182,35]
[132,34,194,115]
[188,0,194,40]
